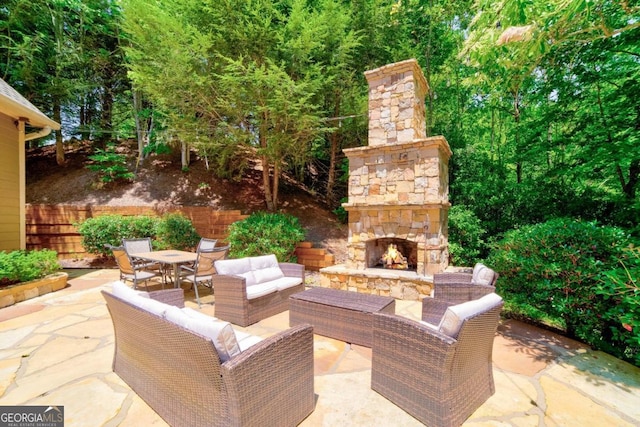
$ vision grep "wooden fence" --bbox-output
[25,204,335,270]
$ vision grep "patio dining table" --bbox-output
[133,250,197,288]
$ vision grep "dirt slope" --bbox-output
[26,141,348,263]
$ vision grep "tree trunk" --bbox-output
[272,160,280,211]
[513,89,522,184]
[326,131,339,205]
[181,141,190,169]
[326,94,341,205]
[262,154,275,211]
[133,89,146,167]
[53,100,65,166]
[99,90,113,146]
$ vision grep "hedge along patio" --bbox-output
[24,204,335,269]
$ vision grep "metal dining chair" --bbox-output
[122,237,167,283]
[108,245,163,290]
[180,245,229,307]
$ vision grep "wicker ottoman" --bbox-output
[289,287,395,347]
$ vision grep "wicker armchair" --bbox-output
[423,264,498,324]
[102,288,315,427]
[371,293,504,427]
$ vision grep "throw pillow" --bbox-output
[438,293,503,339]
[471,263,495,286]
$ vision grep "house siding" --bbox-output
[0,111,21,251]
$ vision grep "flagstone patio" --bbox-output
[1,269,639,426]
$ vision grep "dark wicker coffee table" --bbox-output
[289,287,395,347]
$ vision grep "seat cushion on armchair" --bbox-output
[165,306,241,362]
[214,257,257,286]
[471,263,496,286]
[439,293,503,339]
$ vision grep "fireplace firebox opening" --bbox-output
[366,238,417,271]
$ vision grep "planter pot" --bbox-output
[0,272,69,309]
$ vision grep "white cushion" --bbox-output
[181,307,218,321]
[214,258,257,286]
[419,320,439,330]
[164,305,191,328]
[253,266,285,284]
[164,306,240,362]
[249,254,279,269]
[270,276,302,291]
[111,280,150,300]
[130,295,169,317]
[471,263,495,286]
[235,330,263,351]
[246,282,278,300]
[111,280,169,317]
[438,293,503,339]
[250,255,285,284]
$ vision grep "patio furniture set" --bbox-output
[104,241,502,426]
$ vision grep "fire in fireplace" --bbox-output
[381,244,408,270]
[366,238,417,271]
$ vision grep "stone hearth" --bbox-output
[320,59,451,300]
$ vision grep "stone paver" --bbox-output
[0,269,639,426]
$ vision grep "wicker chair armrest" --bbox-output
[278,262,305,279]
[213,274,248,295]
[421,298,451,325]
[148,288,185,308]
[221,324,315,425]
[434,272,473,285]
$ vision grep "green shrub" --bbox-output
[597,246,640,366]
[227,212,305,262]
[448,205,486,266]
[86,143,134,183]
[155,213,200,251]
[488,218,637,363]
[0,249,61,285]
[333,197,348,224]
[76,214,159,256]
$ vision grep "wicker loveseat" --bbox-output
[102,281,315,427]
[213,254,305,327]
[371,293,504,427]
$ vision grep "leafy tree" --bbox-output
[1,0,129,157]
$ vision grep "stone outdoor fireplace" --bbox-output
[320,59,451,300]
